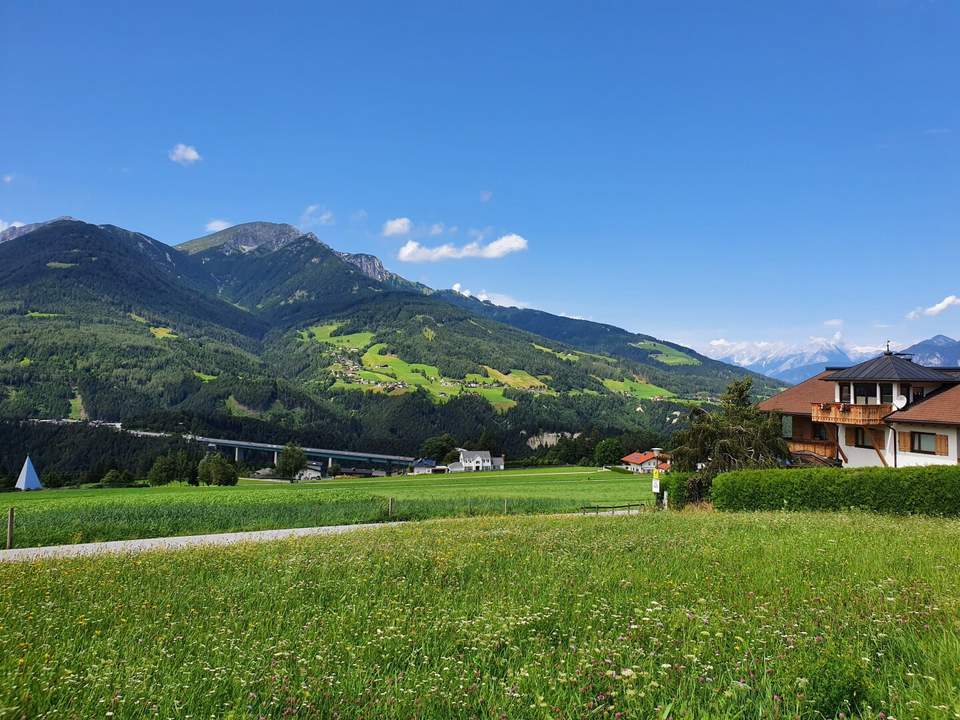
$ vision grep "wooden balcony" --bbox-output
[788,439,838,460]
[810,402,893,426]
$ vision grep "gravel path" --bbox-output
[0,522,403,563]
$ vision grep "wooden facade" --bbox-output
[811,402,893,426]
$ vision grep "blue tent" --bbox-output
[15,456,43,491]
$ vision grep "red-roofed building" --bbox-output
[621,449,671,473]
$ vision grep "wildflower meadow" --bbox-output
[1,511,958,718]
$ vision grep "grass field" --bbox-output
[602,376,676,399]
[301,322,374,350]
[0,467,652,547]
[630,340,701,366]
[1,512,957,718]
[149,326,177,339]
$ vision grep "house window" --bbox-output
[812,423,828,441]
[880,383,893,404]
[854,383,876,405]
[911,432,937,454]
[913,387,926,402]
[854,428,873,449]
[839,384,851,403]
[900,384,911,403]
[781,415,793,439]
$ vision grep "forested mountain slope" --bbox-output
[0,218,780,456]
[437,291,782,397]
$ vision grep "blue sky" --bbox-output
[2,1,959,355]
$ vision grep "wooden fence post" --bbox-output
[6,507,13,550]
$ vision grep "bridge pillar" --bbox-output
[273,451,278,466]
[328,457,333,469]
[235,447,240,463]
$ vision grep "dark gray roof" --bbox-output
[824,353,960,383]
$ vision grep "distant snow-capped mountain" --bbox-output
[900,335,960,367]
[705,335,885,384]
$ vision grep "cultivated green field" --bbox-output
[1,512,957,718]
[0,467,654,547]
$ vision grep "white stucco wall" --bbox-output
[835,422,958,468]
[836,425,886,468]
[890,423,958,467]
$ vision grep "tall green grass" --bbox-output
[0,512,957,718]
[1,467,655,547]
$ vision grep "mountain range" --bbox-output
[0,218,782,456]
[707,334,960,383]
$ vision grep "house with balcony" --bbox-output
[758,351,960,468]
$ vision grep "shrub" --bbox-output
[659,472,690,509]
[197,453,239,487]
[712,465,960,516]
[100,468,135,487]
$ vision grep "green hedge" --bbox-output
[660,472,690,509]
[712,465,960,516]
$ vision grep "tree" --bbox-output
[197,453,238,486]
[147,454,177,486]
[420,433,457,462]
[671,378,788,499]
[477,428,500,455]
[101,468,134,486]
[172,450,198,484]
[593,437,625,466]
[276,442,307,481]
[149,450,197,485]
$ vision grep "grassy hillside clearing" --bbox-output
[630,340,701,366]
[300,322,374,350]
[322,341,553,409]
[602,376,676,400]
[0,467,654,547]
[1,512,957,718]
[533,342,580,361]
[149,326,177,339]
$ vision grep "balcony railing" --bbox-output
[810,402,893,426]
[788,439,838,460]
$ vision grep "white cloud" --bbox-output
[452,282,526,308]
[480,190,493,202]
[2,174,13,184]
[382,217,412,237]
[0,219,25,232]
[429,223,444,236]
[205,219,232,233]
[398,233,527,263]
[823,318,843,327]
[300,204,334,228]
[907,294,960,320]
[169,143,201,165]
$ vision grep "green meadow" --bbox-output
[630,340,701,366]
[300,322,374,350]
[0,467,654,547]
[602,376,676,399]
[1,512,957,718]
